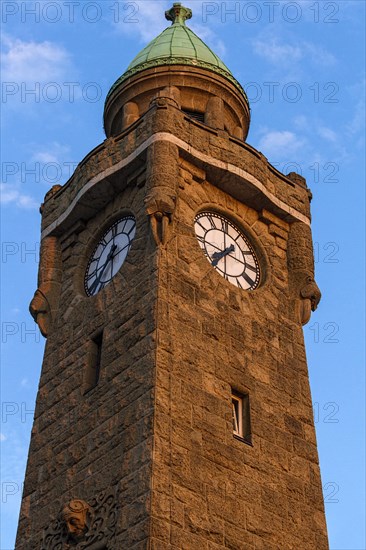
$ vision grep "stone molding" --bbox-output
[106,58,247,104]
[41,132,311,240]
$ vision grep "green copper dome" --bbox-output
[106,3,246,101]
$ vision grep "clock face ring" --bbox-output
[84,215,136,296]
[194,211,261,290]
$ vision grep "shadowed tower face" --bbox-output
[17,3,328,549]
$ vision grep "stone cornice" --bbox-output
[41,132,310,240]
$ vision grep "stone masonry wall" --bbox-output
[17,102,326,549]
[16,178,158,549]
[149,165,328,549]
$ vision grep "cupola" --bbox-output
[104,3,250,140]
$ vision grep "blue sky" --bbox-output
[1,1,365,548]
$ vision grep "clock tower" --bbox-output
[16,3,328,549]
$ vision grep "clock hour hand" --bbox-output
[211,244,235,266]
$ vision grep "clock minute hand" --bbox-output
[89,244,118,294]
[211,244,235,266]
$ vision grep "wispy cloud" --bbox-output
[317,126,338,143]
[346,79,365,140]
[0,184,38,209]
[112,0,226,59]
[32,142,71,165]
[0,433,6,442]
[113,0,170,43]
[252,37,336,67]
[190,21,226,60]
[1,34,71,83]
[253,39,302,64]
[257,130,306,160]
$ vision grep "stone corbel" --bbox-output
[29,289,52,338]
[298,274,321,325]
[287,222,321,326]
[29,235,62,338]
[145,189,176,246]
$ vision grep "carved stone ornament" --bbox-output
[287,221,321,326]
[145,188,176,246]
[62,500,91,543]
[41,489,117,549]
[29,236,62,338]
[29,288,52,338]
[299,275,322,325]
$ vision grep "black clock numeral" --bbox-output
[86,271,97,282]
[194,212,260,291]
[221,218,228,233]
[195,220,207,234]
[85,216,136,297]
[207,215,217,229]
[111,224,118,238]
[120,219,128,233]
[242,271,255,287]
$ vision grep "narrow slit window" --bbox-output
[232,391,252,445]
[84,331,103,393]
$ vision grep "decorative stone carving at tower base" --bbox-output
[41,489,117,550]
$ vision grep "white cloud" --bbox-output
[190,22,227,60]
[0,433,6,442]
[317,126,338,143]
[252,37,336,67]
[32,142,70,165]
[0,184,38,209]
[1,34,71,83]
[114,0,170,42]
[346,80,365,138]
[253,38,302,64]
[303,42,337,66]
[113,0,227,59]
[257,130,306,159]
[293,115,308,131]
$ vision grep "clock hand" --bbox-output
[89,244,118,294]
[211,244,235,266]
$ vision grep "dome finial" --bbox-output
[165,3,192,25]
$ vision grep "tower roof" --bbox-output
[106,2,246,101]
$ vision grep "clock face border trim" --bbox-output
[84,213,137,297]
[194,210,264,291]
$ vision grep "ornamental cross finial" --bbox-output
[165,3,192,25]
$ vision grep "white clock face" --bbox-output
[85,216,136,296]
[194,212,260,290]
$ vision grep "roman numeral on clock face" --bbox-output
[194,212,261,291]
[85,216,136,297]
